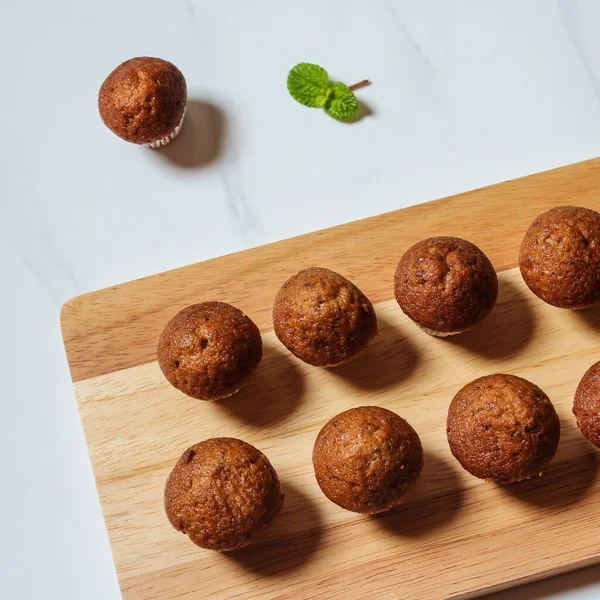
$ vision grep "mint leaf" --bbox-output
[287,63,368,121]
[324,82,358,121]
[287,63,330,107]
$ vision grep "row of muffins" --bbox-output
[158,205,600,401]
[156,247,493,401]
[160,204,600,552]
[165,366,597,552]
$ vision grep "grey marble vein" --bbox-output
[559,0,600,106]
[2,194,81,306]
[185,0,199,30]
[386,0,436,75]
[218,165,264,246]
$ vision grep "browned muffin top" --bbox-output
[519,206,600,309]
[394,237,498,334]
[164,438,283,551]
[447,374,560,483]
[573,361,600,449]
[157,302,262,401]
[98,57,187,144]
[273,267,377,367]
[312,406,423,513]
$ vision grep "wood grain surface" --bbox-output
[61,159,600,599]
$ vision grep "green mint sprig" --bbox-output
[287,63,370,121]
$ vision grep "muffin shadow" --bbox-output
[447,277,535,360]
[373,452,465,537]
[501,433,599,508]
[227,483,323,575]
[218,343,306,426]
[332,315,420,391]
[156,99,225,168]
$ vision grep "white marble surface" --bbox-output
[2,1,600,598]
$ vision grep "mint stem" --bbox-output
[349,80,370,92]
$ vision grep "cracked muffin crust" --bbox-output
[519,206,600,309]
[312,406,423,513]
[98,57,186,145]
[164,438,284,551]
[157,302,262,401]
[273,267,377,367]
[573,361,600,449]
[394,237,498,336]
[447,374,560,483]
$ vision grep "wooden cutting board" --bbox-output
[61,158,600,600]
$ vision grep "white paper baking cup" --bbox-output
[416,323,469,337]
[145,105,186,149]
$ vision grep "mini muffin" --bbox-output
[573,361,600,449]
[98,57,187,147]
[447,374,560,483]
[273,267,377,367]
[164,438,284,551]
[157,302,262,401]
[394,237,498,336]
[519,206,600,309]
[312,406,423,513]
